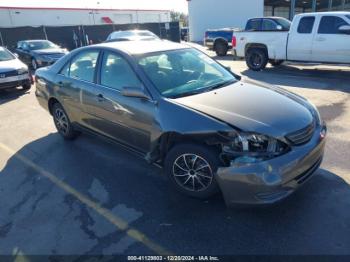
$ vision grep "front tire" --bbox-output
[164,143,220,199]
[246,48,268,71]
[22,82,31,90]
[52,103,78,140]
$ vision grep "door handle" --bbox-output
[97,93,106,102]
[315,37,326,42]
[57,81,63,87]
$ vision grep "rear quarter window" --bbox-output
[297,16,315,34]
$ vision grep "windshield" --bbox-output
[0,48,15,61]
[109,31,157,40]
[137,48,237,98]
[28,41,58,50]
[275,18,291,30]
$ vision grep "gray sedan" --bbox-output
[34,41,327,206]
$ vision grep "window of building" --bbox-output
[318,16,349,34]
[297,16,315,33]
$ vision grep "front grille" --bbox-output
[286,121,315,145]
[1,70,18,77]
[46,53,65,60]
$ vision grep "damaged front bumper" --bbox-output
[216,124,326,206]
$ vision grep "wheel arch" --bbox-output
[245,43,268,57]
[154,131,224,165]
[48,97,61,115]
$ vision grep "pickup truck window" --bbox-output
[262,19,278,31]
[318,16,349,34]
[246,19,261,31]
[297,17,315,34]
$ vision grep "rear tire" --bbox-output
[269,60,284,66]
[214,41,228,56]
[246,48,268,71]
[52,102,79,140]
[164,143,220,199]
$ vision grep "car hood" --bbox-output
[0,58,26,72]
[172,80,314,138]
[32,48,66,55]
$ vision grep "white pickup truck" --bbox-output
[233,12,350,71]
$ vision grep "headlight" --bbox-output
[17,67,28,74]
[222,132,289,165]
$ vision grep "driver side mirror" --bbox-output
[121,86,151,100]
[276,25,283,31]
[339,25,350,34]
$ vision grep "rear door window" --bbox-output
[297,16,315,34]
[246,19,262,31]
[318,16,349,34]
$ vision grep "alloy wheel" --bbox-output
[54,108,69,135]
[172,153,213,192]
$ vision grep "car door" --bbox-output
[312,15,350,63]
[55,49,100,127]
[89,50,157,153]
[287,16,316,61]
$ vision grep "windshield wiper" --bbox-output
[204,79,236,92]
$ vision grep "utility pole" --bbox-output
[290,0,296,20]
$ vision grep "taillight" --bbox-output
[232,35,236,48]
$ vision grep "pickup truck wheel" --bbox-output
[246,48,268,71]
[214,41,228,56]
[164,143,220,199]
[269,60,284,66]
[52,103,79,140]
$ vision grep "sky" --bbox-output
[0,0,189,13]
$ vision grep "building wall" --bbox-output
[0,7,171,28]
[188,0,264,42]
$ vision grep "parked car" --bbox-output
[106,30,160,42]
[35,41,326,206]
[0,46,32,91]
[15,40,68,70]
[233,12,350,71]
[204,28,238,56]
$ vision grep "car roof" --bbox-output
[97,40,190,55]
[296,11,350,17]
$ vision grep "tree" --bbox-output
[170,10,188,27]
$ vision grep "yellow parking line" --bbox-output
[0,142,172,256]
